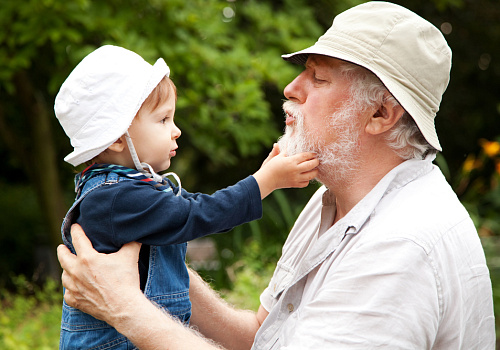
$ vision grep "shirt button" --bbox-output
[287,303,294,313]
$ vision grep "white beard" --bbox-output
[278,100,362,185]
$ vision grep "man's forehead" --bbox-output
[305,54,343,69]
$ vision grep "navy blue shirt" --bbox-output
[60,165,263,348]
[75,174,263,253]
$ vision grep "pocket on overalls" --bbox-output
[150,289,192,324]
[60,300,132,349]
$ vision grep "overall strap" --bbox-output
[74,163,179,196]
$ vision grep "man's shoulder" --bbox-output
[365,167,474,251]
[393,165,466,220]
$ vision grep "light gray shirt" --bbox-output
[254,155,495,349]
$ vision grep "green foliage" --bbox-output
[202,185,320,289]
[0,0,323,288]
[0,0,88,93]
[1,0,323,170]
[0,182,45,288]
[0,276,62,349]
[221,239,277,311]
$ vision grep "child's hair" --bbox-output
[85,76,177,166]
[141,76,177,114]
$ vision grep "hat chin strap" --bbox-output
[125,131,182,196]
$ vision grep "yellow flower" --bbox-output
[462,154,477,172]
[479,139,500,158]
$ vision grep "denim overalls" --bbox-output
[59,172,191,350]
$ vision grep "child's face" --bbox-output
[128,84,181,172]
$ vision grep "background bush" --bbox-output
[0,276,61,349]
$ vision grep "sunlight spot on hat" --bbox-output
[440,22,453,35]
[478,53,491,71]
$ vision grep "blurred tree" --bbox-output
[0,0,323,284]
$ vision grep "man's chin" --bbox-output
[277,137,290,155]
[278,126,318,156]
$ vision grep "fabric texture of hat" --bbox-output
[55,45,170,166]
[281,1,451,151]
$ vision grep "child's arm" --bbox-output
[253,144,319,199]
[77,145,316,250]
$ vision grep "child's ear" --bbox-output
[365,93,405,135]
[107,136,126,153]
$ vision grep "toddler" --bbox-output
[55,45,318,349]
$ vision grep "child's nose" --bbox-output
[172,124,181,139]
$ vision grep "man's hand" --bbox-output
[57,224,142,326]
[58,225,228,349]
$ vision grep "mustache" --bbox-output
[282,100,303,121]
[277,101,314,157]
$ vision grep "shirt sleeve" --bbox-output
[260,286,273,313]
[78,175,262,252]
[280,238,440,349]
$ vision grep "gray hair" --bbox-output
[339,61,434,160]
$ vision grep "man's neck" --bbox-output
[320,151,405,224]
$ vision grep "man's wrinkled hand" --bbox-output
[57,224,142,325]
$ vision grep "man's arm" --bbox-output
[188,268,269,350]
[108,289,225,349]
[57,224,267,349]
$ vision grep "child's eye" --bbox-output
[161,117,169,124]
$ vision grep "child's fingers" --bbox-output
[289,168,318,188]
[263,143,281,165]
[272,143,281,155]
[297,157,320,171]
[268,143,280,157]
[289,151,318,163]
[294,179,314,188]
[302,168,319,181]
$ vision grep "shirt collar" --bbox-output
[324,153,436,236]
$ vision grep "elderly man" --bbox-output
[58,2,495,349]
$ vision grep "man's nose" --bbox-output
[284,73,306,103]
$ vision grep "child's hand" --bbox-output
[261,143,281,167]
[253,144,319,199]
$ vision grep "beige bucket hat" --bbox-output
[282,1,452,151]
[55,45,170,166]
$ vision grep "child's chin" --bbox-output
[159,162,171,172]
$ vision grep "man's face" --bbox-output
[278,55,364,183]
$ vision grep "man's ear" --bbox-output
[365,94,405,135]
[107,136,126,153]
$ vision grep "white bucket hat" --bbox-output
[55,45,170,166]
[282,1,452,151]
